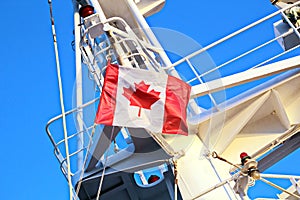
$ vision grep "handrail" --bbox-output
[45,97,99,155]
[163,1,300,71]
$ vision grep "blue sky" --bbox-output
[0,0,299,199]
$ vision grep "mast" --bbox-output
[73,0,84,173]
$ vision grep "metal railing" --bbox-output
[46,98,99,177]
[163,2,300,109]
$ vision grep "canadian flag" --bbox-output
[95,62,191,135]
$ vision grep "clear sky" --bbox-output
[1,0,299,200]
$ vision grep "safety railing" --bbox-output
[46,96,134,180]
[162,2,300,110]
[46,98,99,177]
[79,15,166,91]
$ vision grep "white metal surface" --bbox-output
[73,0,84,172]
[190,55,300,98]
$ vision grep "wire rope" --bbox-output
[96,126,116,200]
[48,1,73,199]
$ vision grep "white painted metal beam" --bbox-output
[190,55,300,98]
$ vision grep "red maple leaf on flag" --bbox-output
[123,81,161,117]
